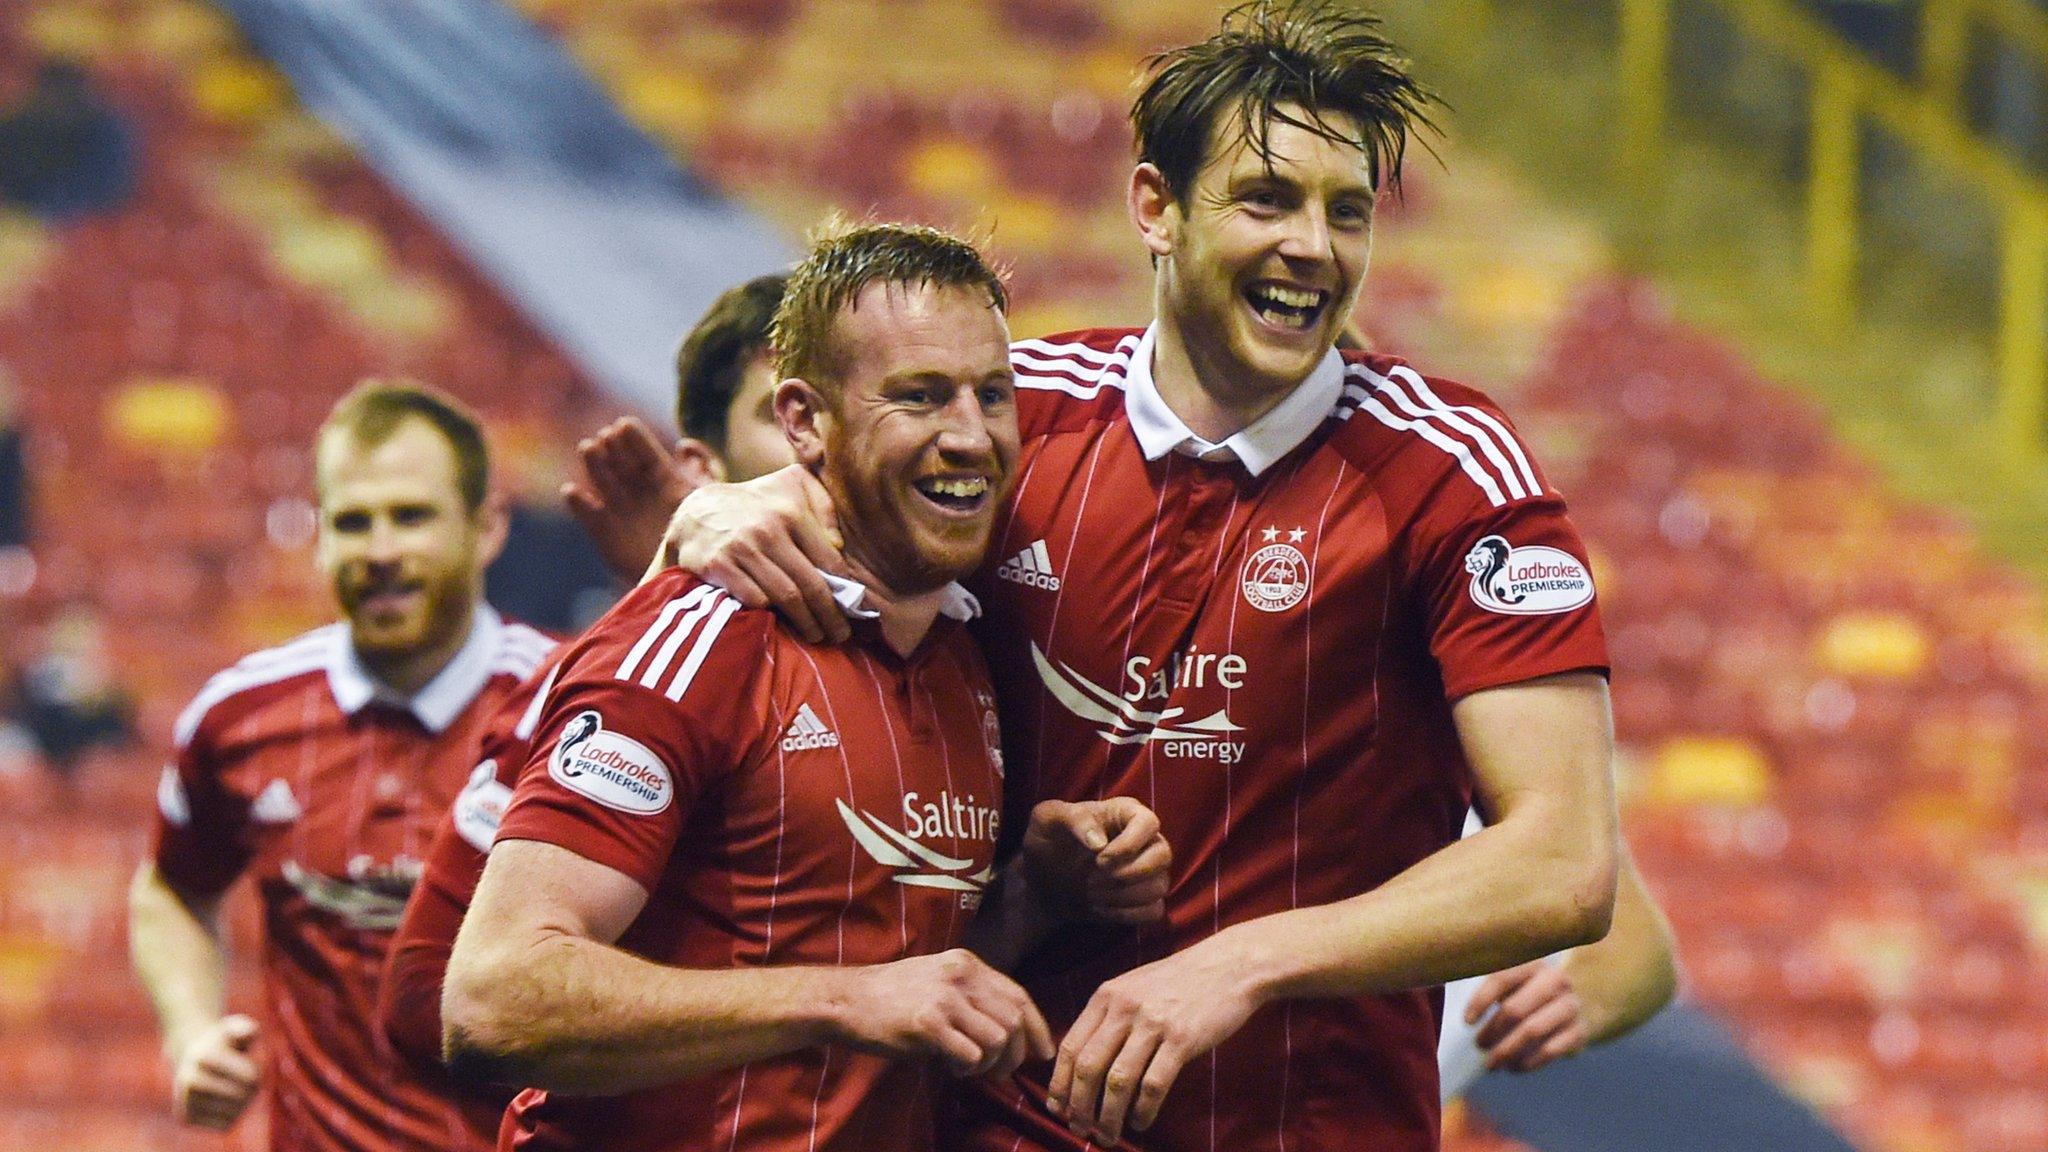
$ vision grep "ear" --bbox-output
[774,379,830,469]
[1128,162,1180,259]
[473,491,510,570]
[672,438,727,488]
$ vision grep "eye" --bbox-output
[1332,199,1371,228]
[331,510,370,534]
[393,506,436,527]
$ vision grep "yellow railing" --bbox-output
[1924,0,2048,119]
[1618,0,2048,457]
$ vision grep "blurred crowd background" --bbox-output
[1,1,2047,1150]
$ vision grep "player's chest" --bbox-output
[990,441,1396,738]
[229,715,478,892]
[707,655,1007,905]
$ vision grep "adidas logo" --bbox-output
[781,703,841,752]
[251,779,303,824]
[996,540,1062,591]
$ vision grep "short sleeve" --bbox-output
[152,721,253,899]
[494,580,760,893]
[1413,484,1608,700]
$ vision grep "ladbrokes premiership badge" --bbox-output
[1242,526,1310,612]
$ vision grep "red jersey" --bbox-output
[956,328,1610,1152]
[378,649,571,1126]
[154,606,554,1152]
[493,570,1006,1152]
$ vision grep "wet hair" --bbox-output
[674,273,788,450]
[318,380,488,512]
[771,219,1007,405]
[1130,0,1437,202]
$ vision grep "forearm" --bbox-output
[1559,853,1676,1044]
[1218,813,1617,1006]
[127,864,230,1059]
[444,930,843,1095]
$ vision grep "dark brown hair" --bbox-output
[1131,0,1436,203]
[674,273,788,449]
[319,380,489,512]
[771,219,1007,404]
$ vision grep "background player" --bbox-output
[659,4,1620,1149]
[444,221,1168,1152]
[563,273,796,583]
[127,382,553,1150]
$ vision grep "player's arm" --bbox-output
[650,463,850,641]
[1050,671,1618,1143]
[127,862,261,1130]
[442,838,1053,1095]
[1458,846,1675,1076]
[965,798,1172,972]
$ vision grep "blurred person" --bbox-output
[127,382,553,1151]
[375,273,799,1093]
[0,367,26,551]
[16,603,134,776]
[0,59,137,219]
[659,5,1621,1150]
[443,222,1169,1152]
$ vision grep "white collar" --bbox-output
[822,573,980,623]
[1121,322,1347,477]
[326,602,503,733]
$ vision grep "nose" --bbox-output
[364,517,402,566]
[1276,203,1333,264]
[936,390,994,457]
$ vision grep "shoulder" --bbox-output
[173,624,340,750]
[489,617,558,683]
[1010,329,1143,436]
[557,570,776,707]
[1328,353,1551,514]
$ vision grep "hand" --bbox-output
[1022,798,1171,926]
[562,417,698,582]
[830,949,1054,1079]
[170,1014,261,1130]
[1469,959,1586,1073]
[653,464,850,643]
[1048,936,1261,1144]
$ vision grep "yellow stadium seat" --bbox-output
[1646,735,1773,807]
[1816,611,1929,679]
[105,376,231,459]
[189,58,294,126]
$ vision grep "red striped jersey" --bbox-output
[494,569,1006,1152]
[154,605,553,1152]
[956,327,1610,1152]
[378,647,570,1129]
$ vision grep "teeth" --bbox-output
[1254,285,1323,310]
[923,477,988,498]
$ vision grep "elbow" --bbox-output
[1549,842,1619,950]
[441,954,541,1088]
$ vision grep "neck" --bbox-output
[840,555,947,658]
[1150,293,1296,445]
[357,601,476,696]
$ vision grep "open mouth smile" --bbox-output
[1244,282,1330,332]
[912,475,994,516]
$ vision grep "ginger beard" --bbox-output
[799,281,1019,598]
